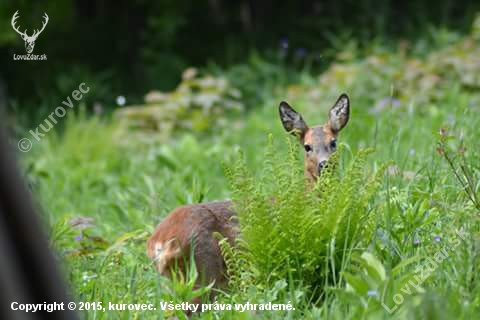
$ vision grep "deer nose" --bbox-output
[318,160,327,173]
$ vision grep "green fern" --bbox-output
[223,135,387,297]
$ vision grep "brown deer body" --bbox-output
[147,200,237,288]
[147,94,350,296]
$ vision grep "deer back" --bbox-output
[147,200,238,286]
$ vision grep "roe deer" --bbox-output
[147,94,350,295]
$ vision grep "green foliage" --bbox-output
[222,136,386,296]
[287,16,480,114]
[210,53,293,109]
[4,1,480,110]
[114,68,243,140]
[437,127,480,211]
[14,21,480,319]
[337,252,422,318]
[159,251,214,320]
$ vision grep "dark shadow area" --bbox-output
[0,123,76,319]
[1,0,479,109]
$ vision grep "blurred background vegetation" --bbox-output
[3,1,480,318]
[1,0,480,115]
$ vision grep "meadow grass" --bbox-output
[20,32,480,319]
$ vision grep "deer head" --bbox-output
[11,11,49,54]
[279,94,350,184]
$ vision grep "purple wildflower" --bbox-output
[434,235,441,242]
[369,97,401,114]
[75,233,83,241]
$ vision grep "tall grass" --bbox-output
[18,24,480,319]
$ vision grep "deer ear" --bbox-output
[279,101,308,138]
[328,94,350,132]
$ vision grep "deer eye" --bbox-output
[304,144,312,152]
[330,140,337,149]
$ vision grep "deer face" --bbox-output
[279,94,350,183]
[11,11,49,54]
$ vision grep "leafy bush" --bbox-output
[114,68,243,140]
[211,53,292,109]
[337,252,422,318]
[17,16,480,318]
[221,136,387,298]
[287,15,480,113]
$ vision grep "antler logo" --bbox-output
[11,10,49,54]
